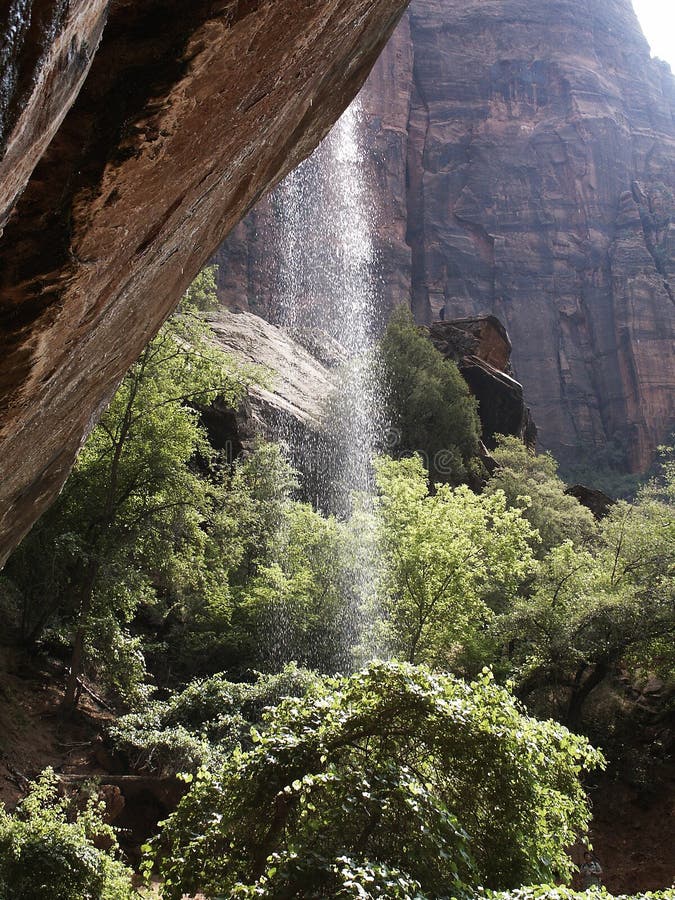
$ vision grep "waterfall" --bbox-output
[273,97,385,509]
[271,97,386,668]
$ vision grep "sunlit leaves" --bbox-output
[373,456,537,667]
[155,662,602,899]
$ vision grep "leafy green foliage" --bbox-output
[109,664,319,775]
[479,889,675,900]
[485,436,597,555]
[1,268,258,706]
[155,662,603,899]
[0,770,134,899]
[497,456,674,727]
[147,441,300,683]
[237,502,366,672]
[380,306,481,483]
[374,456,537,666]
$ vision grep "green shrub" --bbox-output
[479,889,675,900]
[380,306,481,484]
[0,769,134,900]
[154,661,603,899]
[109,664,320,775]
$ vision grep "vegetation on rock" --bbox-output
[0,277,671,898]
[155,662,603,899]
[380,306,481,483]
[0,770,135,899]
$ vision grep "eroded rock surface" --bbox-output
[0,0,108,232]
[214,0,675,474]
[0,0,408,565]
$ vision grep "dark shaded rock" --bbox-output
[0,0,408,566]
[428,317,536,450]
[460,356,536,450]
[0,0,108,232]
[565,484,615,519]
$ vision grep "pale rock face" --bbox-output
[0,0,409,565]
[214,0,675,474]
[207,308,338,441]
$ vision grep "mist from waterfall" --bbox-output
[269,97,387,669]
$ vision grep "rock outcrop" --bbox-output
[204,309,534,490]
[564,484,615,518]
[214,0,675,475]
[203,308,338,459]
[428,316,537,450]
[0,0,408,565]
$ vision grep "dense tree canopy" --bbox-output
[373,456,537,666]
[499,457,675,728]
[0,770,135,899]
[380,306,481,483]
[485,436,597,555]
[1,270,256,706]
[1,276,671,898]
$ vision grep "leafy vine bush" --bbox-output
[153,662,604,899]
[109,663,319,775]
[0,769,134,899]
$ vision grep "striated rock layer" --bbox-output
[214,0,675,474]
[0,0,408,565]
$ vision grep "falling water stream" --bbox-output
[274,97,384,503]
[269,97,386,669]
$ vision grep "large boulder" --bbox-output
[428,317,537,450]
[203,308,338,458]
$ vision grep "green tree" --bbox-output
[499,461,674,728]
[0,769,135,899]
[481,888,675,900]
[374,456,537,666]
[237,502,358,673]
[2,269,256,709]
[155,662,603,899]
[485,436,597,555]
[380,306,481,483]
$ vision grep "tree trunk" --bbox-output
[61,563,98,713]
[566,660,608,730]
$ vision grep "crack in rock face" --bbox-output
[0,0,409,566]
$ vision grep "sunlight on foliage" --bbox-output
[154,662,603,899]
[0,770,134,899]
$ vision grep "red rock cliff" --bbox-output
[0,0,408,566]
[214,0,675,474]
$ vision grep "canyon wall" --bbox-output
[214,0,675,474]
[0,0,408,565]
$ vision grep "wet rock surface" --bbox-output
[0,0,408,565]
[215,0,675,474]
[205,308,338,455]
